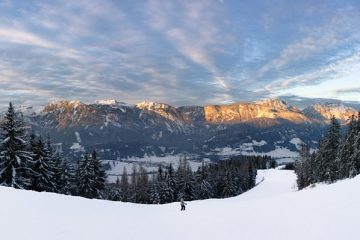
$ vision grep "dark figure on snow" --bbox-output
[180,198,186,211]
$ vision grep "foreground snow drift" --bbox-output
[1,169,359,240]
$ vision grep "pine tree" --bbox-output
[247,160,256,189]
[45,133,61,192]
[221,172,237,197]
[295,143,311,189]
[0,102,33,189]
[337,115,356,179]
[58,158,72,195]
[349,113,360,177]
[165,163,177,202]
[129,164,138,202]
[120,167,129,201]
[177,158,196,201]
[315,116,341,183]
[52,153,63,193]
[77,153,95,198]
[31,136,55,192]
[195,162,213,199]
[136,165,149,203]
[90,149,106,199]
[72,159,81,195]
[148,176,160,204]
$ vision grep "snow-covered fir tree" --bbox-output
[58,158,73,195]
[177,157,196,201]
[221,172,237,197]
[30,135,55,192]
[336,115,356,179]
[195,163,213,199]
[315,116,341,183]
[0,102,33,189]
[349,113,360,177]
[148,176,160,204]
[77,153,96,198]
[165,163,177,202]
[295,143,311,189]
[90,149,106,199]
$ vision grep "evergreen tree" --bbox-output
[90,149,106,199]
[0,102,33,189]
[177,158,196,201]
[120,167,129,201]
[295,143,311,189]
[129,164,138,202]
[165,163,177,202]
[72,159,81,195]
[247,160,256,189]
[221,172,237,198]
[136,165,149,203]
[315,116,341,183]
[77,153,95,198]
[148,176,160,204]
[58,158,72,195]
[195,162,213,199]
[337,115,356,179]
[31,136,55,192]
[349,113,360,177]
[51,153,63,193]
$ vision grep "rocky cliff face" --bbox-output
[204,99,312,125]
[136,101,192,128]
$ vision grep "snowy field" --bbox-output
[1,169,359,240]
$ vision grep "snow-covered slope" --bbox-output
[1,169,359,240]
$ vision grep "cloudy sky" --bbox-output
[0,0,359,108]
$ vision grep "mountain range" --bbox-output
[13,98,360,162]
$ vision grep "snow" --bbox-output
[214,146,240,156]
[95,99,119,105]
[264,146,299,158]
[290,137,303,149]
[69,143,84,152]
[1,169,359,240]
[94,100,133,108]
[74,131,82,143]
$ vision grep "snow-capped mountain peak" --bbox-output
[136,101,173,110]
[303,102,357,123]
[95,99,120,105]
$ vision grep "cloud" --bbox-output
[334,87,360,95]
[256,6,360,79]
[145,0,234,91]
[0,0,360,109]
[265,51,360,92]
[0,28,56,49]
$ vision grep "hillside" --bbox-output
[1,169,358,240]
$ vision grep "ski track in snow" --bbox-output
[0,169,359,240]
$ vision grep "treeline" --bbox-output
[295,114,360,189]
[107,155,274,204]
[0,102,106,198]
[0,102,274,203]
